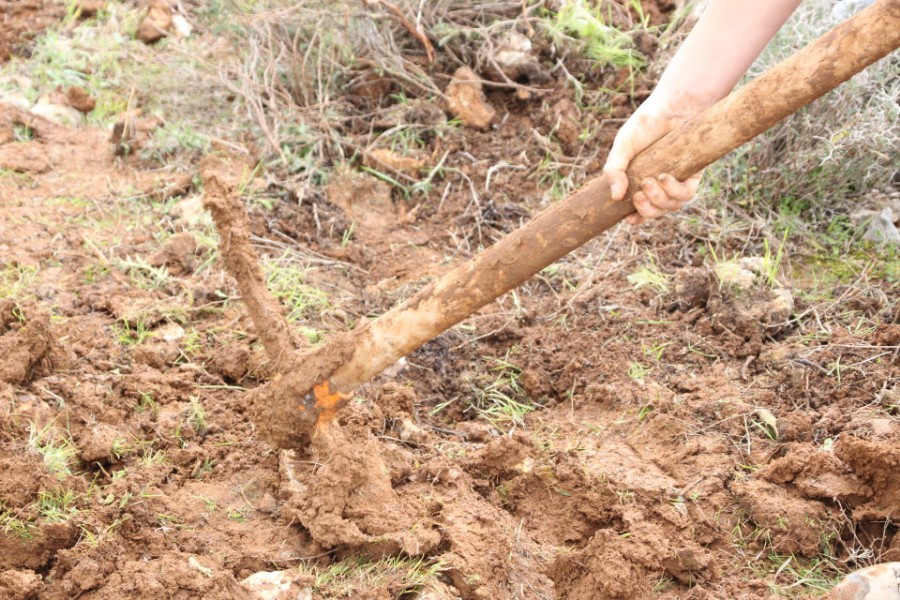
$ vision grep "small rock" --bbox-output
[713,261,756,291]
[0,75,33,92]
[832,0,878,22]
[171,14,193,39]
[170,195,207,226]
[490,31,543,83]
[0,91,30,111]
[862,208,900,244]
[188,556,213,577]
[137,1,174,44]
[64,86,96,114]
[829,562,900,600]
[0,77,33,111]
[764,288,794,325]
[870,418,895,437]
[31,94,83,126]
[850,208,878,226]
[155,322,185,343]
[738,256,766,274]
[240,570,312,600]
[445,66,497,131]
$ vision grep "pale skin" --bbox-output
[604,0,804,224]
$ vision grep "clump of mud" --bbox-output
[0,304,53,385]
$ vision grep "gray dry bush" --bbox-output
[221,0,683,198]
[707,0,899,212]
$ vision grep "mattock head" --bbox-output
[311,379,353,432]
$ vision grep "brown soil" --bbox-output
[1,3,898,599]
[0,0,64,62]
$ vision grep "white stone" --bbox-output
[31,97,83,126]
[493,31,533,71]
[863,208,900,244]
[156,322,185,342]
[0,91,31,111]
[830,562,900,599]
[172,14,193,38]
[240,570,311,600]
[713,261,756,290]
[170,195,207,227]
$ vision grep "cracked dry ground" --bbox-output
[0,98,899,600]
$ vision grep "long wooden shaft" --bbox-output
[246,0,899,448]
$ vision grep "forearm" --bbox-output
[645,0,802,118]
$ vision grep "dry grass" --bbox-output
[707,1,899,212]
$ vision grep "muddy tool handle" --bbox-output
[240,0,900,448]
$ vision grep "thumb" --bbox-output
[602,139,635,202]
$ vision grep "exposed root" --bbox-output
[200,155,297,370]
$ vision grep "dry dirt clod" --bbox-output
[453,421,498,443]
[0,90,30,111]
[416,581,462,600]
[63,86,96,114]
[364,148,426,177]
[0,311,53,385]
[663,546,718,585]
[77,423,128,464]
[444,66,497,131]
[673,266,713,308]
[325,171,398,233]
[547,98,584,152]
[0,141,51,174]
[713,260,757,291]
[0,569,42,600]
[137,1,174,44]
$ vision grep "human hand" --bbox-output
[602,100,704,225]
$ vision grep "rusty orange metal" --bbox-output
[312,380,351,430]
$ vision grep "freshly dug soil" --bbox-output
[0,1,898,597]
[0,0,64,61]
